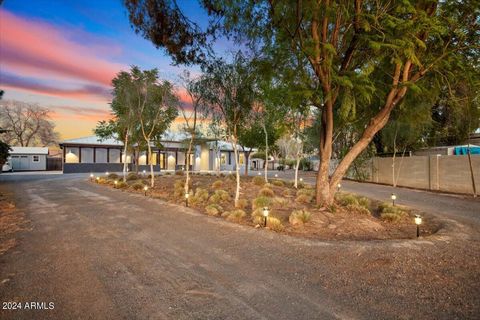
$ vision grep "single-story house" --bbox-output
[59,133,256,174]
[6,147,49,171]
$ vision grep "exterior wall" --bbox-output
[366,155,480,195]
[63,163,161,174]
[10,154,47,171]
[199,143,210,171]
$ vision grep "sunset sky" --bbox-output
[0,0,220,140]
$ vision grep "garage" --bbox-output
[8,147,49,171]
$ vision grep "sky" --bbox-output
[0,0,218,140]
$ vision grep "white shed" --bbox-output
[9,147,49,171]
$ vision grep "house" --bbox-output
[7,147,49,171]
[59,133,256,174]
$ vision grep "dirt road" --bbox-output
[1,173,479,319]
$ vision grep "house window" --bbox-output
[220,153,227,165]
[238,153,245,165]
[33,155,39,162]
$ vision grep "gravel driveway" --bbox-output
[0,173,479,319]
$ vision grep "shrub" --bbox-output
[191,188,209,205]
[222,209,246,222]
[282,189,291,197]
[209,189,230,204]
[358,197,371,209]
[379,202,406,222]
[116,181,128,189]
[272,179,284,187]
[227,173,236,181]
[259,187,274,197]
[289,209,312,225]
[211,180,224,189]
[295,194,312,204]
[251,208,265,225]
[126,172,139,181]
[345,204,371,215]
[381,212,402,222]
[174,170,184,176]
[235,198,249,209]
[205,204,223,216]
[267,216,284,232]
[336,193,359,206]
[131,182,144,190]
[296,188,314,197]
[252,196,272,210]
[219,173,225,177]
[252,176,265,186]
[272,196,288,208]
[108,173,119,180]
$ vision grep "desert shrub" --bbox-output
[116,181,128,189]
[336,193,359,206]
[380,212,402,222]
[235,198,249,209]
[209,189,230,204]
[267,216,285,232]
[227,173,236,181]
[252,176,265,186]
[296,188,315,197]
[190,188,209,205]
[97,177,108,184]
[282,189,291,197]
[289,209,312,225]
[222,209,246,222]
[141,179,149,185]
[345,204,371,215]
[272,196,288,208]
[219,173,225,177]
[108,173,119,180]
[205,204,223,216]
[272,179,284,187]
[295,194,312,204]
[126,172,139,181]
[358,197,371,209]
[211,180,224,189]
[379,202,406,222]
[252,196,272,210]
[174,180,185,189]
[164,171,172,175]
[259,187,274,197]
[131,182,144,190]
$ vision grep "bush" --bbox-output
[222,209,246,222]
[271,197,288,208]
[252,176,265,186]
[345,204,371,215]
[379,202,406,222]
[205,204,223,216]
[295,194,312,204]
[116,181,128,189]
[289,209,312,225]
[175,170,184,176]
[131,182,144,190]
[209,189,230,204]
[108,173,119,180]
[211,180,224,189]
[282,189,291,197]
[251,208,265,225]
[259,187,274,197]
[191,188,209,205]
[267,216,284,232]
[358,197,371,209]
[252,196,272,210]
[296,188,314,197]
[272,179,284,187]
[336,193,359,206]
[126,172,139,181]
[227,173,236,181]
[381,212,402,222]
[235,198,249,209]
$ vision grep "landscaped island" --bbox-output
[93,172,439,241]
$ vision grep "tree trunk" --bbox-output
[467,146,477,197]
[262,122,269,183]
[294,155,301,189]
[147,140,154,187]
[122,130,129,182]
[185,134,195,197]
[231,137,241,208]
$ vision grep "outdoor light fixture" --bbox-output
[106,171,109,176]
[143,170,146,175]
[114,180,118,188]
[90,173,94,181]
[275,174,278,178]
[337,183,342,192]
[391,193,397,206]
[144,185,148,196]
[257,172,261,176]
[185,192,190,207]
[95,177,100,183]
[414,215,422,238]
[299,178,303,182]
[262,207,269,227]
[229,170,232,174]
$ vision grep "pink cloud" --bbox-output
[49,105,112,122]
[0,9,125,87]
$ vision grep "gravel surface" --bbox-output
[0,173,479,319]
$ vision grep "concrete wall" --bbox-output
[63,163,162,174]
[366,155,479,195]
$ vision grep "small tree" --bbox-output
[0,141,11,170]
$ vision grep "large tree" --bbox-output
[0,100,59,147]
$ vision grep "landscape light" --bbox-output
[143,170,146,175]
[299,178,303,182]
[144,185,148,196]
[415,215,422,238]
[229,170,232,174]
[185,192,190,207]
[106,171,109,176]
[391,193,397,206]
[90,173,94,181]
[95,177,100,183]
[257,172,261,176]
[337,183,342,192]
[262,207,269,228]
[274,174,278,178]
[114,180,118,188]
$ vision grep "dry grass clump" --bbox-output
[222,209,246,222]
[259,187,274,197]
[131,182,144,190]
[295,194,312,204]
[267,216,284,232]
[282,189,291,197]
[296,188,315,197]
[126,172,139,181]
[272,196,288,208]
[252,176,265,186]
[209,189,230,204]
[235,198,249,209]
[108,173,119,180]
[335,193,371,215]
[175,170,184,176]
[272,179,284,187]
[346,204,371,215]
[116,181,128,189]
[289,209,312,225]
[190,188,209,205]
[211,180,224,189]
[379,202,407,222]
[205,204,223,216]
[251,208,265,225]
[252,196,272,210]
[227,173,236,180]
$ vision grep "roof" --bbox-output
[11,147,49,155]
[60,136,123,146]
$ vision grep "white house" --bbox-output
[7,147,49,171]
